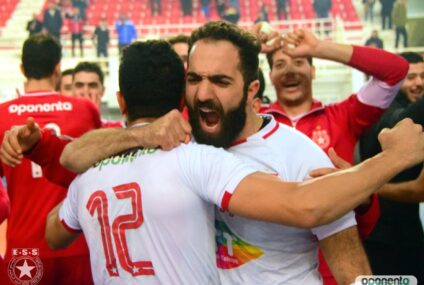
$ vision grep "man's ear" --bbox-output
[116,91,127,116]
[247,79,260,102]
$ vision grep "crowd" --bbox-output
[0,16,423,285]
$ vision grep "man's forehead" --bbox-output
[408,62,424,74]
[73,71,102,84]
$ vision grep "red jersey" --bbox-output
[264,45,408,285]
[0,179,9,224]
[0,91,101,260]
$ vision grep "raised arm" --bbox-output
[61,109,192,173]
[228,119,424,227]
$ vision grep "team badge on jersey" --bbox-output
[312,127,330,150]
[7,248,43,285]
[215,220,263,269]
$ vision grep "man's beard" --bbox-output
[187,92,247,149]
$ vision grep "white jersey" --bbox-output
[216,115,357,285]
[60,142,255,285]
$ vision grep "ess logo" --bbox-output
[7,248,43,285]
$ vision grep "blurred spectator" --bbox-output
[360,52,424,280]
[276,0,287,19]
[363,0,376,22]
[26,13,43,37]
[150,0,162,16]
[57,68,74,96]
[313,0,332,18]
[43,1,63,42]
[201,0,211,20]
[222,4,240,24]
[216,0,226,17]
[67,7,84,57]
[72,0,88,21]
[181,0,192,16]
[380,0,395,29]
[92,18,110,58]
[255,4,270,23]
[115,14,137,55]
[365,30,384,49]
[168,34,189,69]
[392,0,408,48]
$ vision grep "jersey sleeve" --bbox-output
[354,193,380,239]
[177,143,256,211]
[58,177,82,232]
[25,130,77,188]
[0,179,10,224]
[347,46,408,110]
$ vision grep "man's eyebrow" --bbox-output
[209,74,233,82]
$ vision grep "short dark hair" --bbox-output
[21,34,61,79]
[168,34,189,46]
[266,49,313,70]
[73,62,104,84]
[189,21,261,87]
[399,52,423,64]
[119,40,185,122]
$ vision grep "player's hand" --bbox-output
[379,118,424,169]
[250,22,283,54]
[0,117,41,167]
[309,148,352,178]
[282,28,320,58]
[129,109,192,151]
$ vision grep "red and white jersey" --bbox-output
[59,142,255,285]
[0,91,101,260]
[216,115,356,285]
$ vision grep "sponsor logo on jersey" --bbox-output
[94,148,158,171]
[215,220,263,269]
[8,102,73,115]
[7,248,43,285]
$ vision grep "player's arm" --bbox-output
[228,119,424,227]
[45,202,80,249]
[377,166,424,202]
[319,226,372,284]
[61,109,192,172]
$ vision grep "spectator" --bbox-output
[365,30,384,49]
[255,4,270,23]
[150,0,161,16]
[67,7,84,57]
[168,34,189,70]
[380,0,395,29]
[43,1,63,42]
[313,0,332,18]
[181,0,192,16]
[392,0,408,48]
[201,0,211,20]
[360,52,424,280]
[26,13,43,37]
[222,4,240,24]
[92,18,110,58]
[115,14,137,55]
[216,0,226,17]
[363,0,376,23]
[276,0,287,19]
[57,68,74,96]
[72,0,88,21]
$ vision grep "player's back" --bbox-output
[63,142,253,284]
[0,91,101,260]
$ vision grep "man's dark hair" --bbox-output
[119,40,185,122]
[73,62,104,84]
[266,49,313,70]
[399,52,423,64]
[168,34,189,46]
[21,34,61,79]
[189,21,261,88]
